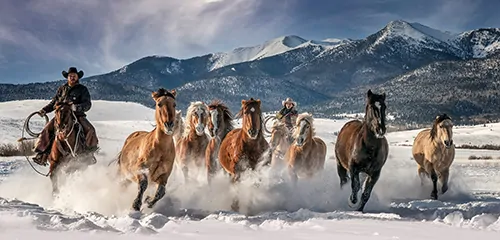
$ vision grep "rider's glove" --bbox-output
[38,109,46,116]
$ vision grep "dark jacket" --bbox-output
[42,82,92,117]
[276,107,298,129]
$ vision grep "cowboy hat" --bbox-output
[62,67,84,79]
[282,97,297,107]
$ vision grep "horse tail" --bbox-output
[107,151,122,167]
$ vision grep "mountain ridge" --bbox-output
[1,20,500,125]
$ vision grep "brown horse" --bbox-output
[175,101,209,183]
[412,114,455,200]
[286,113,326,186]
[117,88,177,211]
[48,102,95,195]
[335,89,388,212]
[205,100,235,185]
[173,109,185,146]
[268,121,291,168]
[218,98,269,211]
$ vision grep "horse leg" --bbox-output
[348,164,361,208]
[417,165,427,186]
[430,170,438,200]
[145,174,168,209]
[337,161,349,188]
[49,161,61,196]
[230,173,241,212]
[181,165,190,184]
[357,169,381,212]
[132,173,148,211]
[438,168,449,194]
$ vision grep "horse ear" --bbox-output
[170,89,177,97]
[241,99,247,105]
[381,92,386,101]
[256,99,261,105]
[151,91,159,100]
[367,89,373,98]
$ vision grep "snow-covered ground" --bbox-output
[1,100,499,238]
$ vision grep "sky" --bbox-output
[0,0,499,84]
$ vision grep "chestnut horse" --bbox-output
[117,88,177,211]
[335,89,388,212]
[175,101,209,183]
[218,98,269,212]
[49,102,96,195]
[268,121,291,168]
[412,114,455,200]
[286,113,326,186]
[205,100,235,185]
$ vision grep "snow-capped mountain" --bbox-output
[1,20,500,124]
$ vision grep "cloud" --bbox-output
[0,0,292,79]
[0,0,498,83]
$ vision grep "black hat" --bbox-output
[62,67,84,79]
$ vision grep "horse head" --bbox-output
[293,113,314,147]
[365,89,387,139]
[430,114,454,149]
[152,88,177,135]
[207,100,234,139]
[186,101,209,136]
[270,121,288,148]
[239,98,262,140]
[54,102,76,139]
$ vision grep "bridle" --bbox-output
[55,109,81,158]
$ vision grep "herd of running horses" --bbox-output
[37,87,455,213]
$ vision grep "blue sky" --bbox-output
[0,0,498,84]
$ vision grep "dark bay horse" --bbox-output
[205,100,235,185]
[218,98,269,212]
[412,114,455,200]
[117,88,177,211]
[48,102,96,195]
[335,89,389,212]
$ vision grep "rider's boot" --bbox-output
[32,151,48,166]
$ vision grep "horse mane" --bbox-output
[430,113,452,140]
[293,113,315,138]
[208,99,235,131]
[153,88,176,100]
[182,101,208,138]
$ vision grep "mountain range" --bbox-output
[1,20,500,126]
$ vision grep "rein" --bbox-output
[55,111,81,158]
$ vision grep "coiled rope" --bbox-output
[17,112,50,177]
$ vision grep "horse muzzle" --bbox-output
[295,136,305,146]
[164,122,174,135]
[209,127,218,138]
[247,128,258,139]
[444,140,453,148]
[195,125,205,136]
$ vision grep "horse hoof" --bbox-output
[431,192,438,200]
[348,196,358,209]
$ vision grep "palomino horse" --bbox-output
[175,101,209,183]
[173,109,185,146]
[49,102,96,195]
[117,88,177,211]
[412,114,455,200]
[268,121,291,168]
[205,100,235,185]
[286,113,326,186]
[219,98,269,211]
[335,89,389,212]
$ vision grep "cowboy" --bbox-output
[275,97,298,133]
[32,67,99,166]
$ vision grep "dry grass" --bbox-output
[468,155,494,160]
[0,140,35,157]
